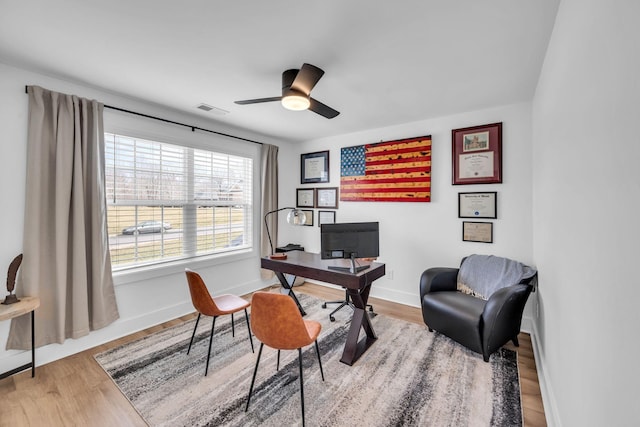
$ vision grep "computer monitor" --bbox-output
[321,222,379,273]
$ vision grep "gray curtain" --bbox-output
[7,86,119,349]
[260,144,278,279]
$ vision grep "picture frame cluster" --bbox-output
[296,187,338,227]
[452,122,502,243]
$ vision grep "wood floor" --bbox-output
[0,283,546,426]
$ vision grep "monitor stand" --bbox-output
[327,256,369,274]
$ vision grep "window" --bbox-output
[105,133,253,270]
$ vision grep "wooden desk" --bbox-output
[261,252,385,365]
[0,296,40,379]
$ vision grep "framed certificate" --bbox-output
[452,122,502,185]
[316,187,338,208]
[301,150,329,184]
[299,209,314,226]
[458,192,497,219]
[318,210,336,226]
[296,188,315,208]
[462,221,493,243]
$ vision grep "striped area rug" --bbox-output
[94,293,522,426]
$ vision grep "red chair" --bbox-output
[185,269,254,376]
[245,292,324,426]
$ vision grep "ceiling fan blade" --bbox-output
[291,63,325,95]
[234,96,281,105]
[309,98,340,119]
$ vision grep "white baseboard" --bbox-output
[530,322,562,427]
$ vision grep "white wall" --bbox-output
[0,62,285,372]
[280,102,535,312]
[532,1,640,426]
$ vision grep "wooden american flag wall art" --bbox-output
[340,135,432,202]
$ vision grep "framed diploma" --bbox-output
[300,209,314,226]
[458,192,497,219]
[462,221,493,243]
[301,150,329,184]
[318,210,336,226]
[452,122,502,185]
[316,187,339,208]
[296,188,316,208]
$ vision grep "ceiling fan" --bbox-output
[235,63,340,119]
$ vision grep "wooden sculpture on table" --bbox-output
[2,253,23,305]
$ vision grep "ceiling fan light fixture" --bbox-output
[281,91,310,111]
[235,63,339,118]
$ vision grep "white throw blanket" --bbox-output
[457,254,537,300]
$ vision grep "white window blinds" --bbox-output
[105,133,253,269]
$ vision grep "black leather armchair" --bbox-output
[419,258,536,362]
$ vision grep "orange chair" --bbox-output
[185,269,254,376]
[245,292,324,426]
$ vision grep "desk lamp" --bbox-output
[264,207,307,259]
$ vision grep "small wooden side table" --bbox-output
[0,296,40,379]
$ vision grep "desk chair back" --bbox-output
[251,292,320,349]
[185,269,221,316]
[184,269,254,376]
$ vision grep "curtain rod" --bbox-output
[24,85,263,146]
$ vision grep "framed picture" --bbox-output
[462,221,493,243]
[458,192,497,219]
[300,209,314,226]
[301,150,329,184]
[316,187,339,208]
[452,122,502,185]
[296,188,316,208]
[318,210,336,226]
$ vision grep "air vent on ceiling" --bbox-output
[197,103,213,111]
[196,103,229,115]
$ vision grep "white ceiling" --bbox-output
[0,0,559,143]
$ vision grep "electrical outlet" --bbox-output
[387,270,394,280]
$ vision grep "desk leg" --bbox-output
[274,271,306,316]
[340,286,377,365]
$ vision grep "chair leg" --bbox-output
[277,350,280,371]
[325,290,374,321]
[205,316,217,376]
[231,313,235,337]
[187,313,201,354]
[315,340,324,381]
[322,289,351,319]
[244,308,254,353]
[246,342,264,412]
[298,348,305,427]
[328,301,350,322]
[512,335,520,347]
[322,299,346,308]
